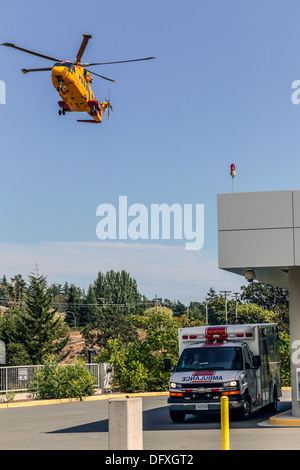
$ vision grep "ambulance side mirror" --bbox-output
[252,355,261,369]
[163,358,173,371]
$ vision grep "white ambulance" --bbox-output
[164,324,281,422]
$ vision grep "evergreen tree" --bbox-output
[0,274,27,309]
[81,285,99,325]
[11,274,27,304]
[65,284,84,327]
[82,306,138,351]
[92,270,142,314]
[0,275,9,307]
[17,271,70,364]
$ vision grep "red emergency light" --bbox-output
[205,327,228,342]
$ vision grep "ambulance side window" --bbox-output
[243,346,252,370]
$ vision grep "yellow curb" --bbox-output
[0,391,169,408]
[269,410,300,427]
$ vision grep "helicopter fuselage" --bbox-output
[51,61,108,122]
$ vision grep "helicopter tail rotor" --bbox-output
[104,96,113,120]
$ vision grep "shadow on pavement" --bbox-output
[47,398,292,434]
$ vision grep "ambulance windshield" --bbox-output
[176,346,243,371]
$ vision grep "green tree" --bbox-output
[65,284,84,327]
[0,274,27,310]
[10,274,27,304]
[235,303,277,324]
[82,306,138,352]
[47,283,66,313]
[5,342,32,365]
[187,301,206,321]
[93,270,143,314]
[17,271,70,364]
[240,281,288,310]
[0,275,9,307]
[81,285,99,326]
[205,290,236,325]
[97,339,148,393]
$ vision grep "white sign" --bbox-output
[18,368,28,381]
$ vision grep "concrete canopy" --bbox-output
[217,190,300,289]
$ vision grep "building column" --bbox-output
[288,267,300,416]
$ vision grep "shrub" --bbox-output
[30,357,97,400]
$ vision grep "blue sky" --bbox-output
[1,0,300,303]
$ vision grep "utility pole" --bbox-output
[232,292,240,323]
[220,290,231,324]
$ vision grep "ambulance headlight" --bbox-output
[223,380,238,387]
[170,382,181,389]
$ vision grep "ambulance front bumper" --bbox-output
[168,395,247,412]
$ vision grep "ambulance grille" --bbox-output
[182,383,223,389]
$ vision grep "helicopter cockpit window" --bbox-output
[54,62,75,71]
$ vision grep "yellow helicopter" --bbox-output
[1,34,155,123]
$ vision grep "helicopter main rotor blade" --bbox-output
[22,67,53,74]
[76,34,92,64]
[82,56,156,67]
[86,69,115,82]
[1,42,61,62]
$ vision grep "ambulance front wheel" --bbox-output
[169,410,185,423]
[238,394,252,420]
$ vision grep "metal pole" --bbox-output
[233,292,240,324]
[205,296,208,324]
[220,290,231,324]
[221,396,230,450]
[230,163,236,193]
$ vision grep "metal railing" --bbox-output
[0,363,101,393]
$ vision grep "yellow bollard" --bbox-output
[221,395,230,450]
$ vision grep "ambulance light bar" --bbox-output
[182,334,205,340]
[181,327,254,342]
